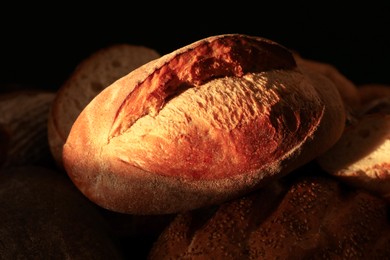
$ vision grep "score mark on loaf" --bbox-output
[63,34,346,214]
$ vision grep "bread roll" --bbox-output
[148,172,390,259]
[0,166,123,259]
[63,34,346,214]
[0,90,55,168]
[48,44,160,168]
[318,111,390,200]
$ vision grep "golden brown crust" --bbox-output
[63,34,345,214]
[48,44,160,168]
[318,113,390,199]
[109,35,296,138]
[318,90,390,200]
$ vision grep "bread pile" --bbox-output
[0,44,163,258]
[148,167,390,259]
[1,34,389,258]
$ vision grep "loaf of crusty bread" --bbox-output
[318,103,390,200]
[294,53,361,110]
[0,166,123,259]
[0,90,55,168]
[358,83,390,106]
[63,34,346,214]
[148,170,390,259]
[48,44,160,168]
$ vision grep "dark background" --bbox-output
[1,3,389,92]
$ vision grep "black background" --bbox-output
[1,3,389,91]
[0,3,389,259]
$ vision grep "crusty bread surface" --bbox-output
[318,112,390,199]
[63,34,346,214]
[148,172,390,259]
[48,44,160,168]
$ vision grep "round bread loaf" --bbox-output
[0,166,123,259]
[148,171,390,259]
[48,44,160,168]
[63,34,346,214]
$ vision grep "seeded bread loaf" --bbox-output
[148,171,390,259]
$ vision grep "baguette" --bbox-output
[48,44,160,168]
[63,34,346,214]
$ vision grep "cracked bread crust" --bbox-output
[148,174,390,259]
[63,34,345,214]
[48,44,160,168]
